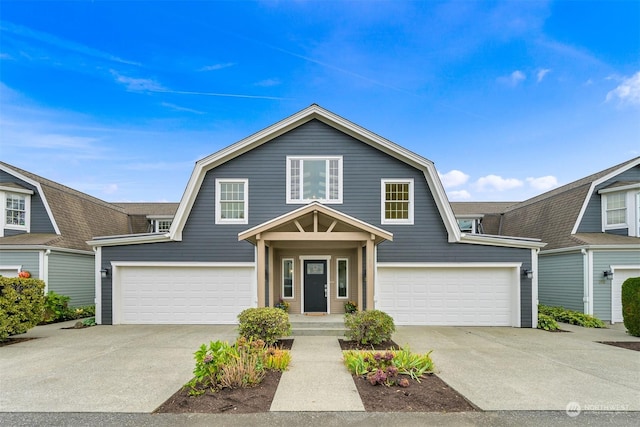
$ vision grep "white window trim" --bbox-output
[286,156,343,204]
[215,179,248,224]
[380,179,414,225]
[1,191,31,233]
[282,258,295,299]
[336,258,349,299]
[601,191,628,230]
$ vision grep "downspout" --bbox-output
[42,249,51,294]
[581,248,589,314]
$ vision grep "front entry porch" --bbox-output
[238,202,392,314]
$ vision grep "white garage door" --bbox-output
[377,266,519,326]
[611,267,640,323]
[116,265,255,324]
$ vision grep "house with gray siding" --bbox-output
[452,156,640,323]
[90,105,544,327]
[0,162,162,307]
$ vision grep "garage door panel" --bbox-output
[117,266,254,324]
[377,266,516,326]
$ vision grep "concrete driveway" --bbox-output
[1,320,639,413]
[394,323,640,412]
[0,321,237,412]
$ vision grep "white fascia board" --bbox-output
[0,245,94,255]
[598,183,640,194]
[571,158,640,235]
[422,168,461,243]
[87,234,171,247]
[460,234,546,249]
[0,185,34,195]
[110,261,256,268]
[0,165,61,235]
[541,243,640,255]
[377,262,522,268]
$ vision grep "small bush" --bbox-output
[537,313,559,331]
[186,337,290,395]
[538,305,606,328]
[344,300,358,314]
[237,307,291,345]
[42,291,72,323]
[0,277,46,340]
[622,277,640,337]
[344,309,396,345]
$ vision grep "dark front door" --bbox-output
[303,260,328,312]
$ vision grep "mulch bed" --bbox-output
[0,337,37,347]
[598,341,640,351]
[156,337,475,413]
[338,339,401,350]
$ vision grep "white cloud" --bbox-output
[160,102,204,115]
[198,63,235,71]
[475,175,523,192]
[111,71,165,92]
[438,170,470,188]
[103,183,119,195]
[448,190,471,200]
[526,175,558,191]
[536,68,550,83]
[606,71,640,106]
[498,70,526,86]
[255,78,282,87]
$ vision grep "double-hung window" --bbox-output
[605,192,626,227]
[286,156,342,203]
[215,179,248,224]
[1,188,32,233]
[381,179,414,224]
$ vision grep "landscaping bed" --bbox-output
[598,341,640,352]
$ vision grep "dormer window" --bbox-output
[599,182,640,237]
[286,156,342,204]
[0,187,32,234]
[457,218,483,234]
[604,193,626,227]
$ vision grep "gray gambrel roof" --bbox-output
[454,157,640,251]
[0,162,131,252]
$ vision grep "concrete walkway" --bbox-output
[270,336,364,411]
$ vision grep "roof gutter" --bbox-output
[0,245,94,255]
[459,233,546,249]
[87,233,172,247]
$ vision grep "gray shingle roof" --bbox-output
[113,202,179,216]
[0,162,131,252]
[490,157,640,250]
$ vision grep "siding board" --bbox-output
[48,251,94,306]
[539,252,584,312]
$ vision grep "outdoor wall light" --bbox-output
[603,270,614,281]
[100,268,110,278]
[522,268,533,279]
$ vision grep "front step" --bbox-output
[288,316,347,337]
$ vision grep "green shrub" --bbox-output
[622,277,640,337]
[0,277,46,341]
[237,307,291,345]
[42,291,73,323]
[344,309,396,345]
[538,305,606,328]
[537,313,559,331]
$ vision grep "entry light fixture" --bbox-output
[603,270,614,281]
[100,268,110,278]
[522,268,533,279]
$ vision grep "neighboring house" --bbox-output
[451,157,640,323]
[0,162,131,306]
[90,105,545,327]
[113,203,179,233]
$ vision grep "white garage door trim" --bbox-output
[376,262,522,327]
[610,264,640,324]
[111,261,256,325]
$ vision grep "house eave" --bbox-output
[460,233,546,249]
[0,245,94,255]
[540,244,640,255]
[87,233,171,247]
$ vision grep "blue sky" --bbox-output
[1,0,638,202]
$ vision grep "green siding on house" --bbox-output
[48,251,95,307]
[539,252,584,312]
[0,250,40,278]
[592,250,640,321]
